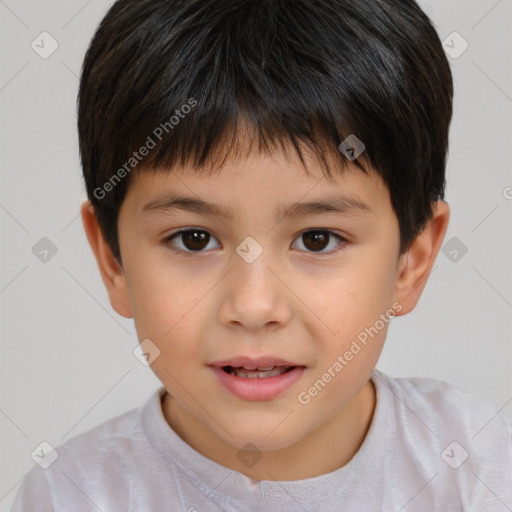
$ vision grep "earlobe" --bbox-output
[394,200,450,315]
[80,200,133,319]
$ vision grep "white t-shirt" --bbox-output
[10,369,512,511]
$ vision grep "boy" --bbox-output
[12,0,512,510]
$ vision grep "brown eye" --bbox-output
[293,230,345,254]
[166,229,220,253]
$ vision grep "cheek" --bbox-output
[124,262,214,378]
[125,260,202,343]
[317,266,395,337]
[306,255,397,384]
[352,240,399,304]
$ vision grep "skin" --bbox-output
[81,141,449,481]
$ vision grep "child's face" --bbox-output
[113,144,407,451]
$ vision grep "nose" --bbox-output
[217,251,292,332]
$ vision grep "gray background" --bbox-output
[1,0,511,509]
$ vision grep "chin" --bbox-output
[218,422,307,452]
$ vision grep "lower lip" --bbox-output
[209,366,306,401]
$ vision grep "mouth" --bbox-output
[221,365,297,378]
[208,356,306,401]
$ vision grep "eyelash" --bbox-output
[162,228,348,256]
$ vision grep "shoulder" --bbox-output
[10,389,165,511]
[50,395,149,468]
[372,370,512,509]
[378,370,512,437]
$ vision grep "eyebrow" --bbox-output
[141,193,374,221]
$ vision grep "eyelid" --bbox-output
[163,227,221,255]
[292,229,348,255]
[163,227,349,255]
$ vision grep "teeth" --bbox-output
[230,366,291,378]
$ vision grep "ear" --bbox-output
[393,200,450,315]
[80,200,133,318]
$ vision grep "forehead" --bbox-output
[122,145,392,225]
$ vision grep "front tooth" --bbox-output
[256,367,274,371]
[232,367,286,378]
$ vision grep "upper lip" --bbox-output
[209,356,303,370]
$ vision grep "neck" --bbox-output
[162,379,376,481]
